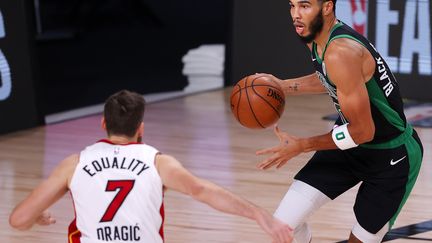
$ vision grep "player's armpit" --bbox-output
[9,154,78,230]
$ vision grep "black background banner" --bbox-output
[0,1,41,135]
[367,0,432,100]
[229,0,432,101]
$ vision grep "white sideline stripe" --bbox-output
[45,86,223,124]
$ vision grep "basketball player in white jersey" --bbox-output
[10,90,293,243]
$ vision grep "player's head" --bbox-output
[103,90,146,138]
[290,0,337,43]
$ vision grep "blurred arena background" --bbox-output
[0,0,431,242]
[1,0,431,134]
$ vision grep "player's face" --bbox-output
[290,0,324,43]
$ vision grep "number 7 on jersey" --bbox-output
[100,180,135,222]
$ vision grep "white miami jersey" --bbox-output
[68,140,164,243]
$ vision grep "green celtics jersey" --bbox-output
[312,21,407,145]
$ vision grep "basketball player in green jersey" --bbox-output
[255,0,424,242]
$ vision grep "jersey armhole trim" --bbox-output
[312,42,323,64]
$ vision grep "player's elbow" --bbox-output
[355,123,375,144]
[189,179,218,204]
[188,180,206,199]
[9,211,32,230]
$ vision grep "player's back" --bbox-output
[69,140,164,243]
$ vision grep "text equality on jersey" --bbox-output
[83,156,150,177]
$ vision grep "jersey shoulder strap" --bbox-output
[321,21,371,60]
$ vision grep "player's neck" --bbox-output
[314,17,338,52]
[106,135,138,144]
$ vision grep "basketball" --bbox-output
[230,74,285,129]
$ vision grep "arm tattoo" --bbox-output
[288,82,299,92]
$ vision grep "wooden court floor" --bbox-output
[1,88,431,242]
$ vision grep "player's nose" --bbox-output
[290,6,301,20]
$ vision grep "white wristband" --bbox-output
[332,123,358,150]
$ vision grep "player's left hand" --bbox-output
[256,125,302,170]
[36,211,56,226]
[254,207,293,243]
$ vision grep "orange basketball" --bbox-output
[230,74,285,129]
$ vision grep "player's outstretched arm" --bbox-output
[9,154,78,230]
[156,154,293,243]
[256,73,326,96]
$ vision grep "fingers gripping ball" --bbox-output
[230,74,285,129]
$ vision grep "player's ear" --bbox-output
[101,117,107,131]
[323,0,334,16]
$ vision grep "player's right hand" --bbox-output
[255,73,287,96]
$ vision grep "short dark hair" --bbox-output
[104,90,145,137]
